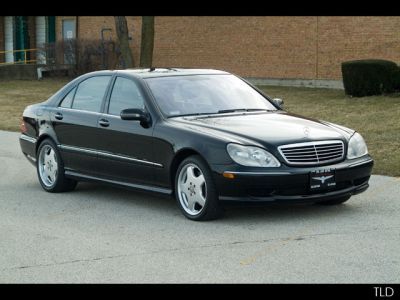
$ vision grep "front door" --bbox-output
[95,76,158,186]
[62,19,76,64]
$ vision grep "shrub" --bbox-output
[393,67,400,91]
[341,59,399,97]
[39,39,123,77]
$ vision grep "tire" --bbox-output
[175,155,222,221]
[317,195,351,205]
[36,139,77,193]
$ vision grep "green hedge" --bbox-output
[394,67,400,91]
[341,59,399,97]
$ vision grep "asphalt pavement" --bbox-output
[0,130,399,283]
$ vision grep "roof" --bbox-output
[116,68,230,78]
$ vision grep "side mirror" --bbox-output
[272,98,284,109]
[120,108,151,127]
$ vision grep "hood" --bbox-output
[171,111,352,148]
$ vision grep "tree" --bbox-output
[140,16,155,68]
[114,16,134,68]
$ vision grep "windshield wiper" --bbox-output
[217,108,274,114]
[168,108,275,118]
[168,112,218,118]
[246,108,275,112]
[217,109,247,114]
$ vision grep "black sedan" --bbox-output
[19,68,373,221]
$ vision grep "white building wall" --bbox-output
[4,16,14,63]
[35,16,47,64]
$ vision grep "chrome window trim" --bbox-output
[59,144,163,168]
[20,134,37,143]
[57,107,104,116]
[278,140,345,166]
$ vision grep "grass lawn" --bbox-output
[0,79,69,132]
[0,79,398,177]
[260,85,400,177]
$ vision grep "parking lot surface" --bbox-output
[0,130,399,283]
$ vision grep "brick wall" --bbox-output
[317,16,400,79]
[78,16,142,64]
[56,16,142,64]
[152,16,318,79]
[54,16,400,80]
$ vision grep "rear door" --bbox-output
[51,75,112,175]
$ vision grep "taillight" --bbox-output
[20,117,27,133]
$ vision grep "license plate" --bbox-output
[310,169,336,191]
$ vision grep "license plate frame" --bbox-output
[310,169,336,191]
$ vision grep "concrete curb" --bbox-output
[247,77,344,90]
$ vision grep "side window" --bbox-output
[108,77,145,116]
[59,87,76,108]
[72,76,111,112]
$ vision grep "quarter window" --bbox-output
[108,77,145,116]
[59,87,76,108]
[72,76,111,112]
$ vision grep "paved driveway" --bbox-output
[0,130,399,283]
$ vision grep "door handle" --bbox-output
[99,119,110,127]
[55,112,63,120]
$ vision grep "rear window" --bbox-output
[71,76,111,112]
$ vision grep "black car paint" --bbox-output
[19,69,373,203]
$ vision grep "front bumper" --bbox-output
[212,156,373,203]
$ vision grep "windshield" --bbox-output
[145,74,277,117]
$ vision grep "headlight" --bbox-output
[347,132,368,159]
[227,144,281,167]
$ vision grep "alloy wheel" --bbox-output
[177,163,207,216]
[38,145,58,187]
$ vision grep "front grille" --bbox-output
[278,140,344,166]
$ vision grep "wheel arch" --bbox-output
[35,134,58,155]
[169,148,208,192]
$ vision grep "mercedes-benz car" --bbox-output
[19,68,373,221]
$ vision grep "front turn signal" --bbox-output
[223,172,235,179]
